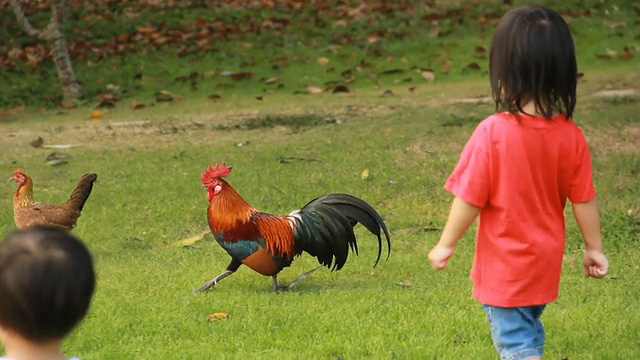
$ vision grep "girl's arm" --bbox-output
[572,197,609,278]
[428,196,480,270]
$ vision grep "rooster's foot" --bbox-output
[193,280,218,293]
[271,266,322,292]
[193,269,235,293]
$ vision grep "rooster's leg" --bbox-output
[193,258,242,293]
[271,275,281,293]
[271,266,322,293]
[287,266,322,289]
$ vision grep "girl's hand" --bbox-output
[583,249,609,278]
[428,245,454,270]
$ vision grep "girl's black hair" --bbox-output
[0,226,95,342]
[490,6,577,119]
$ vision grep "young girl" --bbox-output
[428,6,609,360]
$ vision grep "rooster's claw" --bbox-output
[193,280,217,293]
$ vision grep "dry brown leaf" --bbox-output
[618,51,634,60]
[90,110,103,119]
[30,137,43,148]
[332,85,350,93]
[466,62,481,70]
[203,70,220,78]
[317,57,330,65]
[420,70,435,82]
[174,231,208,247]
[130,101,146,109]
[207,312,229,321]
[264,77,279,84]
[306,85,324,94]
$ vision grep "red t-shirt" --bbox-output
[445,112,596,307]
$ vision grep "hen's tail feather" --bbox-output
[65,173,97,212]
[298,193,391,270]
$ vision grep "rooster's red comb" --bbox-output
[201,163,232,183]
[12,168,24,176]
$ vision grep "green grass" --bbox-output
[1,1,640,359]
[1,71,639,358]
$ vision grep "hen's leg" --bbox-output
[193,258,242,293]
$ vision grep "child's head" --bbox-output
[490,6,577,119]
[0,226,95,343]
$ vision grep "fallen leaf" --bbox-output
[30,137,43,148]
[90,110,103,119]
[230,72,255,81]
[264,77,279,84]
[360,168,370,180]
[46,152,70,161]
[408,86,416,93]
[395,226,442,235]
[380,89,394,97]
[130,101,146,109]
[618,51,634,60]
[395,280,411,287]
[155,90,174,102]
[203,70,220,78]
[394,77,413,84]
[420,70,435,82]
[306,85,324,94]
[207,312,229,321]
[466,62,481,70]
[208,94,222,100]
[97,99,117,108]
[46,159,69,166]
[255,96,264,101]
[317,57,330,65]
[174,231,209,247]
[380,69,405,75]
[41,144,76,149]
[109,120,151,127]
[332,85,350,93]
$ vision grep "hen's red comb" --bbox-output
[12,168,23,176]
[201,163,232,183]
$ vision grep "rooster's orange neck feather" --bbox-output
[14,176,35,208]
[207,180,257,233]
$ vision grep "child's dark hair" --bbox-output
[490,6,577,119]
[0,226,95,342]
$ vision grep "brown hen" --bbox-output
[10,169,97,230]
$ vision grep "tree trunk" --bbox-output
[9,0,83,101]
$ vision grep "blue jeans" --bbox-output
[482,304,546,360]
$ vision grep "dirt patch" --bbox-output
[584,124,640,160]
[1,103,398,153]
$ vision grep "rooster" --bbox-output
[10,169,97,230]
[195,163,391,293]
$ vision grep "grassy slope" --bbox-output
[1,1,640,359]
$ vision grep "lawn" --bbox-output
[1,1,639,359]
